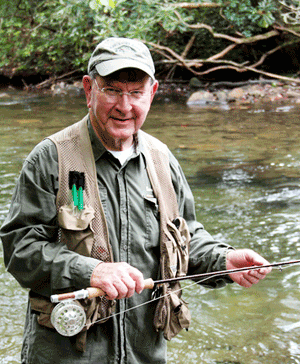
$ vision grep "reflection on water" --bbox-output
[1,90,300,363]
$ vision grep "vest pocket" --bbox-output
[153,217,191,340]
[166,217,190,278]
[153,283,191,341]
[144,195,160,249]
[58,205,95,256]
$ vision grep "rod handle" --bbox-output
[144,278,155,290]
[51,278,155,302]
[86,287,106,298]
[87,279,154,298]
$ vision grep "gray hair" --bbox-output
[88,68,99,80]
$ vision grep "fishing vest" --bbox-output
[30,115,191,351]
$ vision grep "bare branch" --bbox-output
[245,66,300,83]
[36,69,81,89]
[279,0,300,25]
[206,43,237,61]
[146,41,190,69]
[174,10,279,44]
[193,65,244,76]
[178,63,300,83]
[274,24,300,37]
[181,34,196,58]
[145,4,300,83]
[169,2,223,9]
[251,42,298,69]
[156,58,247,70]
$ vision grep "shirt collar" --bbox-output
[87,117,107,162]
[87,116,146,162]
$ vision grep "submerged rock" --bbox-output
[186,79,300,108]
[228,87,245,100]
[50,81,84,96]
[187,90,215,105]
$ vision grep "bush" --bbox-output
[0,0,296,80]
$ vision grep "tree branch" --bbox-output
[169,2,223,9]
[35,69,81,89]
[245,66,300,83]
[206,43,237,61]
[146,41,191,71]
[146,5,300,83]
[174,10,280,44]
[274,24,300,37]
[181,34,196,59]
[251,41,300,69]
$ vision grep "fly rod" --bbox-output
[51,259,300,303]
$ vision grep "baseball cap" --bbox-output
[88,37,155,80]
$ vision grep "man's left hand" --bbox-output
[226,249,272,287]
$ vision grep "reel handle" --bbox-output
[51,278,155,302]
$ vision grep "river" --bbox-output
[1,90,300,363]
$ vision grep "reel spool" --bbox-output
[50,300,86,337]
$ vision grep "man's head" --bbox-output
[83,38,158,151]
[87,37,155,81]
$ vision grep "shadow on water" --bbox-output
[1,91,300,363]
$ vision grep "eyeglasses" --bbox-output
[94,79,149,103]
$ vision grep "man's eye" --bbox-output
[105,88,119,95]
[130,90,142,96]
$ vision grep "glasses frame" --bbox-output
[93,78,150,103]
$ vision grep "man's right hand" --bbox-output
[90,262,145,300]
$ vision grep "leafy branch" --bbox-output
[144,1,300,82]
[1,0,300,84]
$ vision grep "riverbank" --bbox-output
[155,78,300,107]
[44,77,300,107]
[2,77,300,108]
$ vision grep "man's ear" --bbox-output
[150,80,159,103]
[83,75,93,108]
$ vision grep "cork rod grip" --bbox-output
[87,278,155,298]
[51,278,155,302]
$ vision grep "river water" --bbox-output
[1,90,300,363]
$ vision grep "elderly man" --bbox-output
[0,37,271,364]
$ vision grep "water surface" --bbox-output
[1,91,300,363]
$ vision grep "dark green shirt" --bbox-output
[1,117,233,364]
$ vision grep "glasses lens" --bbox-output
[100,86,148,103]
[130,91,145,100]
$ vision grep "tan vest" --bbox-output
[30,116,191,350]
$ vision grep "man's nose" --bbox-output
[115,94,133,113]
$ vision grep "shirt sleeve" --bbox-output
[0,139,100,297]
[168,150,234,288]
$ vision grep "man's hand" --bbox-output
[226,249,272,288]
[90,262,145,300]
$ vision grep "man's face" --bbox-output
[83,70,158,150]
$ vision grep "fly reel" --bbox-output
[50,300,86,337]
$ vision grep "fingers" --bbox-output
[90,262,145,300]
[231,265,270,287]
[227,248,272,287]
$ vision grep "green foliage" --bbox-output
[221,0,277,37]
[90,0,189,42]
[0,0,95,76]
[0,0,293,79]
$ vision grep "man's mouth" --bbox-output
[111,117,131,122]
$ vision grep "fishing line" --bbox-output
[88,278,203,327]
[85,267,263,327]
[50,260,300,336]
[88,261,296,327]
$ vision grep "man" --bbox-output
[0,37,271,364]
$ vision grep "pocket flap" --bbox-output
[58,205,95,230]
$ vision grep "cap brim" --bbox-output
[95,59,154,80]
